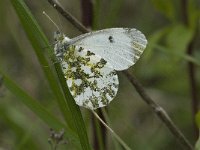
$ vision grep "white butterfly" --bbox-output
[54,28,147,110]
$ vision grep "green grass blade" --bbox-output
[9,0,75,130]
[0,71,77,139]
[94,116,105,150]
[10,0,91,149]
[0,106,39,150]
[55,64,92,150]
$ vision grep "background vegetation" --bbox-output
[0,0,200,150]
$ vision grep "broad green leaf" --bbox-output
[145,27,169,60]
[165,24,193,52]
[151,0,175,21]
[154,45,200,67]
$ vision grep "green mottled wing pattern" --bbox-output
[61,45,119,109]
[54,28,147,109]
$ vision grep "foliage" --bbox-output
[0,0,200,149]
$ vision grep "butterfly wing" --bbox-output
[61,45,119,109]
[70,28,147,71]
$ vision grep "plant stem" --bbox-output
[181,0,199,140]
[101,108,122,150]
[47,0,194,149]
[92,110,132,150]
[123,71,193,150]
[80,0,93,27]
[47,0,88,33]
[80,0,107,149]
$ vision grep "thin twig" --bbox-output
[79,0,107,149]
[80,0,93,28]
[92,110,132,150]
[47,0,194,149]
[123,71,193,150]
[47,0,88,33]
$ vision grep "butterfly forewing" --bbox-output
[61,45,119,109]
[54,28,147,109]
[70,28,147,71]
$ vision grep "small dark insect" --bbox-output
[108,36,114,43]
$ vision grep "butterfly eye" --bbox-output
[56,30,60,34]
[54,31,59,41]
[54,31,64,42]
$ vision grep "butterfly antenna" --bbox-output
[53,3,64,31]
[57,14,63,32]
[43,11,60,32]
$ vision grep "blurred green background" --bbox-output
[0,0,200,150]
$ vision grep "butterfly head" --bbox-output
[54,31,64,42]
[54,31,71,59]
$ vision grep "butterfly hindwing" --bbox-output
[69,28,147,71]
[54,28,147,109]
[61,45,119,109]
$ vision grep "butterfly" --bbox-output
[54,28,147,110]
